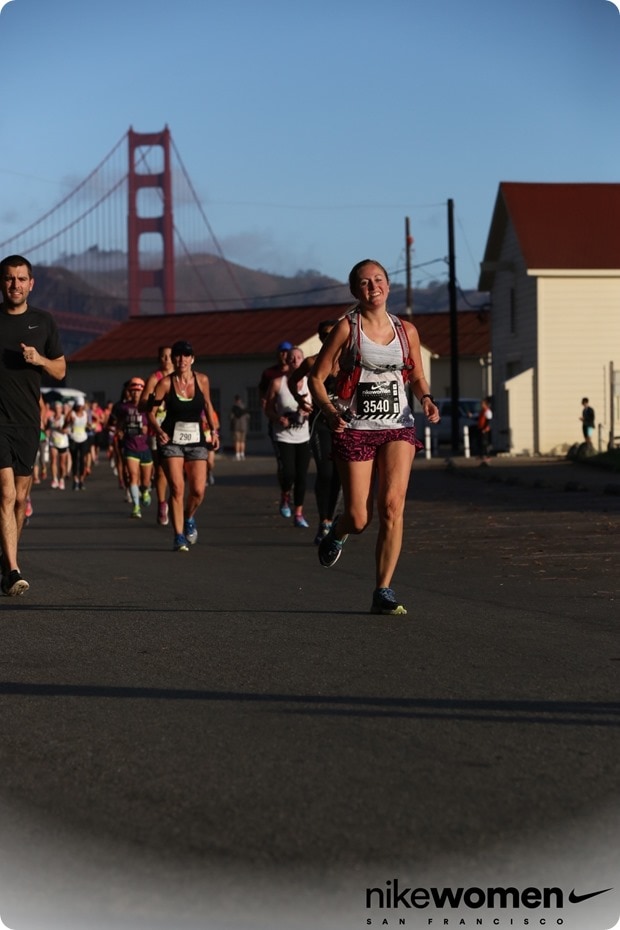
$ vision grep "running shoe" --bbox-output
[174,534,189,552]
[370,587,407,616]
[58,478,65,490]
[141,489,152,507]
[51,479,59,489]
[318,524,347,568]
[294,515,309,528]
[184,517,198,545]
[279,495,292,518]
[24,499,33,519]
[131,505,142,519]
[158,502,169,526]
[1,570,29,597]
[314,521,332,545]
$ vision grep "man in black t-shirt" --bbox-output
[0,254,66,596]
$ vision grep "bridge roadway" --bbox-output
[0,454,618,930]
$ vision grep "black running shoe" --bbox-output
[318,523,347,568]
[1,570,30,597]
[370,587,407,616]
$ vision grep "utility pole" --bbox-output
[405,217,413,320]
[447,199,460,454]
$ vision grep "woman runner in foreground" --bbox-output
[309,259,439,615]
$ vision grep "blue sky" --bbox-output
[0,0,618,292]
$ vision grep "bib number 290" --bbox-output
[172,421,201,444]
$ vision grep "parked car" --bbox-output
[41,387,87,407]
[414,397,481,449]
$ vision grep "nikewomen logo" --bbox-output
[568,886,613,904]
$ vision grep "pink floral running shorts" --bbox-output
[331,427,422,463]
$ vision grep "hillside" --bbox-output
[33,252,488,325]
[33,265,127,321]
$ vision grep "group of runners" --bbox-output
[0,254,440,615]
[107,341,220,552]
[35,396,108,492]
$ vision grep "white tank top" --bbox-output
[69,411,89,443]
[272,375,310,444]
[342,319,415,431]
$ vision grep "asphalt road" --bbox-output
[0,453,618,930]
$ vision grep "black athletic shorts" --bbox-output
[0,426,40,477]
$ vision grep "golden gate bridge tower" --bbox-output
[127,127,175,317]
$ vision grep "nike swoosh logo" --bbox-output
[27,324,38,329]
[569,887,613,904]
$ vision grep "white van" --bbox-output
[41,387,87,407]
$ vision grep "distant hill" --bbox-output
[33,264,128,322]
[33,251,488,342]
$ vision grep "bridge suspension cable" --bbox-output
[0,128,248,312]
[170,136,248,309]
[0,133,128,263]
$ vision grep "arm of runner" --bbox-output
[146,376,170,443]
[21,343,67,381]
[402,322,440,424]
[196,372,220,452]
[308,319,349,432]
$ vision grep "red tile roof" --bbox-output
[415,309,490,357]
[69,304,489,363]
[69,303,354,363]
[479,182,620,289]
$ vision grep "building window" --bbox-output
[509,288,516,335]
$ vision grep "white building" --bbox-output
[479,182,620,455]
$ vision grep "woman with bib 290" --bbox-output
[147,340,220,552]
[309,259,439,615]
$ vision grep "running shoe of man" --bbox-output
[131,505,142,519]
[370,587,407,616]
[1,570,29,597]
[174,534,189,552]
